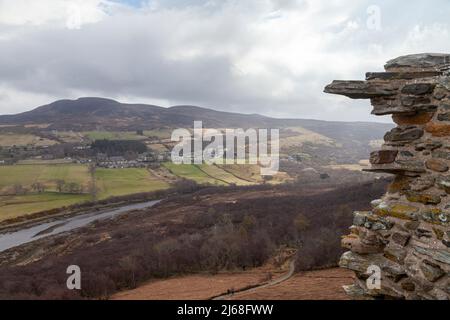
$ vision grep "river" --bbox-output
[0,200,160,253]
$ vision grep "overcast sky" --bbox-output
[0,0,450,122]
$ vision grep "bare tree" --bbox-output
[31,182,45,193]
[67,182,82,194]
[87,181,98,201]
[88,164,98,200]
[56,180,65,193]
[12,184,27,195]
[88,164,96,176]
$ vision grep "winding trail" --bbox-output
[212,260,296,300]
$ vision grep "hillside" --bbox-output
[0,180,388,299]
[0,97,392,138]
[0,97,392,165]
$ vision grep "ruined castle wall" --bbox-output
[325,53,450,300]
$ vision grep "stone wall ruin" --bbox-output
[325,53,450,300]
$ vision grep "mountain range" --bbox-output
[0,97,393,144]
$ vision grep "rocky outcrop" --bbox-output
[325,53,450,300]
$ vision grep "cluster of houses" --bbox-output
[95,151,171,168]
[0,143,172,168]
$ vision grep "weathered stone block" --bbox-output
[437,112,450,121]
[393,112,434,125]
[421,208,448,224]
[401,280,416,291]
[384,246,407,264]
[400,95,432,106]
[436,176,450,193]
[414,245,450,265]
[366,71,442,80]
[415,140,442,151]
[406,192,441,204]
[410,176,435,191]
[371,96,436,115]
[392,232,411,247]
[370,150,398,164]
[394,160,426,173]
[324,80,398,99]
[342,235,384,254]
[434,88,448,100]
[385,53,450,72]
[432,150,450,160]
[401,83,436,95]
[384,126,424,142]
[426,158,449,172]
[353,211,370,226]
[375,202,419,220]
[420,260,445,282]
[388,175,412,193]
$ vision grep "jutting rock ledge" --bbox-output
[325,53,450,300]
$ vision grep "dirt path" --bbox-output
[227,268,353,300]
[212,260,296,300]
[112,266,352,300]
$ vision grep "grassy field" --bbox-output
[0,164,90,192]
[143,129,173,139]
[147,143,170,152]
[54,131,85,143]
[217,164,292,185]
[163,162,291,185]
[95,168,169,199]
[163,163,224,185]
[280,127,334,148]
[0,161,290,222]
[0,133,58,147]
[0,193,90,222]
[198,165,255,186]
[163,163,280,186]
[217,164,265,183]
[0,164,169,221]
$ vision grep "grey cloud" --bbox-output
[1,0,450,122]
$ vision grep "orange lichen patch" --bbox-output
[425,122,450,137]
[388,176,412,193]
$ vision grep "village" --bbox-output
[0,130,172,168]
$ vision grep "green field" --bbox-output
[143,129,173,139]
[163,163,259,186]
[0,193,90,222]
[0,133,58,147]
[198,165,255,186]
[0,164,169,222]
[163,162,223,185]
[0,164,90,192]
[0,161,289,222]
[95,168,169,198]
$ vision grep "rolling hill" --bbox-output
[0,97,393,164]
[0,97,392,141]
